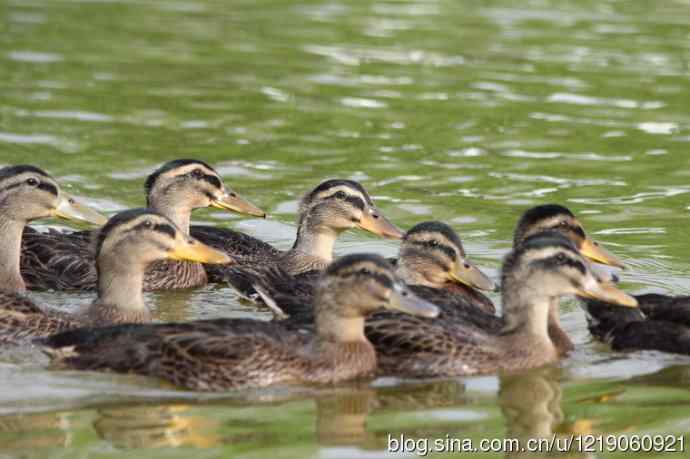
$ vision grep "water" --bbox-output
[1,0,690,456]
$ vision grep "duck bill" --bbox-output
[52,193,108,226]
[358,209,404,239]
[576,279,638,308]
[211,190,266,218]
[387,283,440,318]
[579,238,625,269]
[449,259,497,291]
[168,239,232,265]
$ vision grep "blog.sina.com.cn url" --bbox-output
[387,433,686,456]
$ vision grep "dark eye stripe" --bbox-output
[130,221,176,239]
[338,270,393,289]
[555,223,586,240]
[410,240,457,260]
[0,182,23,194]
[37,182,58,196]
[199,173,222,189]
[345,196,365,210]
[536,255,586,275]
[153,223,176,239]
[325,192,366,210]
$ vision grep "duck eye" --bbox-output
[143,220,153,228]
[192,169,204,179]
[555,253,567,264]
[430,240,439,247]
[334,191,347,200]
[26,177,39,187]
[359,268,372,276]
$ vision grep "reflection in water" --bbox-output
[0,412,72,450]
[499,368,593,459]
[315,387,374,446]
[94,404,220,448]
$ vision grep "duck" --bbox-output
[20,159,264,291]
[2,208,230,343]
[243,206,624,357]
[209,178,404,287]
[0,164,105,294]
[362,233,637,377]
[235,221,497,321]
[38,254,439,391]
[584,294,690,355]
[512,204,626,354]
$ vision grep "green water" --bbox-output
[1,0,690,457]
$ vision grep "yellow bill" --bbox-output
[169,238,232,264]
[358,209,404,239]
[448,258,497,291]
[579,237,625,269]
[576,278,638,308]
[52,193,108,226]
[211,189,266,218]
[387,283,440,318]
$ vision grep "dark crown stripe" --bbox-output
[305,179,374,206]
[404,221,463,250]
[95,208,167,255]
[409,239,457,260]
[0,165,50,182]
[144,159,216,195]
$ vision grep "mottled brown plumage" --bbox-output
[364,234,637,377]
[275,235,636,377]
[2,208,230,343]
[213,179,403,284]
[226,221,495,314]
[41,254,439,391]
[20,159,263,291]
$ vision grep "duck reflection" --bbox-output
[315,379,469,448]
[94,404,220,448]
[499,368,593,459]
[0,411,72,450]
[315,386,375,446]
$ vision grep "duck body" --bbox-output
[190,225,282,283]
[20,159,264,292]
[585,294,690,355]
[276,235,637,377]
[22,227,209,291]
[40,319,377,391]
[208,179,404,286]
[40,254,440,391]
[3,208,230,343]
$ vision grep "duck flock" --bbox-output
[0,159,687,392]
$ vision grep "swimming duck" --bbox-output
[235,221,497,319]
[584,294,690,355]
[2,208,230,343]
[245,206,624,357]
[20,159,264,291]
[207,178,403,285]
[39,254,439,391]
[0,164,105,294]
[512,204,626,354]
[362,234,636,377]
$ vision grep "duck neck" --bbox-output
[0,217,26,293]
[315,303,367,343]
[96,256,147,312]
[148,194,192,235]
[291,222,338,264]
[396,262,438,288]
[500,282,553,341]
